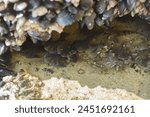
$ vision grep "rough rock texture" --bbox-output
[0,74,142,100]
[0,74,42,100]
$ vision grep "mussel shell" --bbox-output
[0,42,7,55]
[39,17,51,29]
[126,0,136,12]
[45,11,56,21]
[0,58,7,68]
[102,9,114,21]
[68,5,78,14]
[0,50,11,64]
[27,31,51,41]
[56,10,74,27]
[83,12,96,30]
[118,0,126,13]
[0,68,16,78]
[26,12,40,21]
[43,0,62,10]
[80,0,93,11]
[0,50,16,78]
[96,0,106,14]
[44,53,66,67]
[0,18,9,36]
[96,17,104,26]
[145,0,150,10]
[74,10,84,21]
[144,14,150,23]
[27,0,41,11]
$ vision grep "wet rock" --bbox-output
[0,74,142,100]
[0,74,42,99]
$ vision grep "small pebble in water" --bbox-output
[78,68,85,74]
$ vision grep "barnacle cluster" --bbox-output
[0,0,150,78]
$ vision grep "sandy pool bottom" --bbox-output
[11,51,150,99]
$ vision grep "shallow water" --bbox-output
[11,16,150,99]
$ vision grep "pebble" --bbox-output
[78,68,85,74]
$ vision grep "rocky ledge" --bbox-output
[0,73,142,100]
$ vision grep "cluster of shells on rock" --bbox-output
[0,0,150,78]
